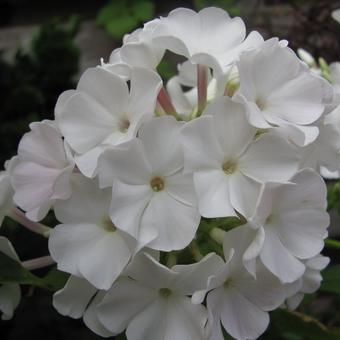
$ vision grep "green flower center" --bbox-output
[222,160,238,175]
[159,288,172,298]
[102,217,117,232]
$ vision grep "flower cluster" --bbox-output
[1,7,340,340]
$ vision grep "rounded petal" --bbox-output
[142,191,200,251]
[239,134,299,182]
[98,277,158,334]
[138,116,184,176]
[194,170,236,218]
[53,276,97,319]
[260,228,305,283]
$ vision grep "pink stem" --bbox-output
[22,255,55,271]
[197,64,208,115]
[157,87,178,118]
[8,207,51,237]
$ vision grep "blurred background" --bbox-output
[1,0,340,339]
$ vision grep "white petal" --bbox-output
[126,252,178,289]
[54,175,110,224]
[173,253,225,295]
[138,116,184,176]
[98,277,157,334]
[194,170,236,218]
[77,66,128,116]
[98,140,152,186]
[276,207,329,259]
[203,97,256,158]
[165,173,197,206]
[0,284,21,320]
[110,180,154,245]
[83,292,115,337]
[53,276,97,319]
[237,263,286,311]
[128,67,162,119]
[142,191,200,251]
[18,121,67,168]
[180,116,224,172]
[239,134,299,182]
[208,287,269,340]
[59,92,116,154]
[228,171,261,218]
[260,228,305,283]
[78,231,133,290]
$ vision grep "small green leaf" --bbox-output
[106,16,139,39]
[321,265,340,295]
[0,251,68,291]
[0,251,44,286]
[132,1,155,21]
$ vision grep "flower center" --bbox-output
[119,117,130,133]
[222,160,238,175]
[223,278,235,289]
[102,217,117,232]
[255,97,266,111]
[265,214,274,225]
[150,177,165,192]
[159,288,172,298]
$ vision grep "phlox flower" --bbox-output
[49,175,136,290]
[57,66,162,177]
[11,121,74,221]
[180,97,299,218]
[98,116,200,251]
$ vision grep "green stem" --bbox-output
[325,238,340,249]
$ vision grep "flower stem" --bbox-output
[325,238,340,249]
[197,64,208,116]
[22,255,55,271]
[8,207,52,238]
[157,86,179,119]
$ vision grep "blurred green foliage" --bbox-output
[0,16,80,166]
[97,0,155,40]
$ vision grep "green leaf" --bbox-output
[0,251,44,287]
[132,1,155,21]
[321,265,340,295]
[106,16,139,39]
[0,251,68,291]
[264,309,340,340]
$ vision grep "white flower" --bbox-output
[49,175,136,290]
[235,39,328,146]
[57,66,162,177]
[107,19,164,74]
[153,7,263,74]
[97,252,222,340]
[222,169,329,283]
[192,249,285,340]
[0,236,21,320]
[11,121,74,221]
[284,254,330,310]
[330,62,340,94]
[98,116,200,251]
[180,97,299,218]
[332,9,340,24]
[166,60,226,119]
[0,157,18,226]
[299,112,340,173]
[53,275,114,337]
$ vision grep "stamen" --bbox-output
[150,177,165,192]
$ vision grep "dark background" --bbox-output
[1,0,340,339]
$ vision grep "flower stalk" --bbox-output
[22,255,55,270]
[8,207,52,237]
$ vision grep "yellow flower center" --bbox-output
[222,160,238,175]
[150,177,165,192]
